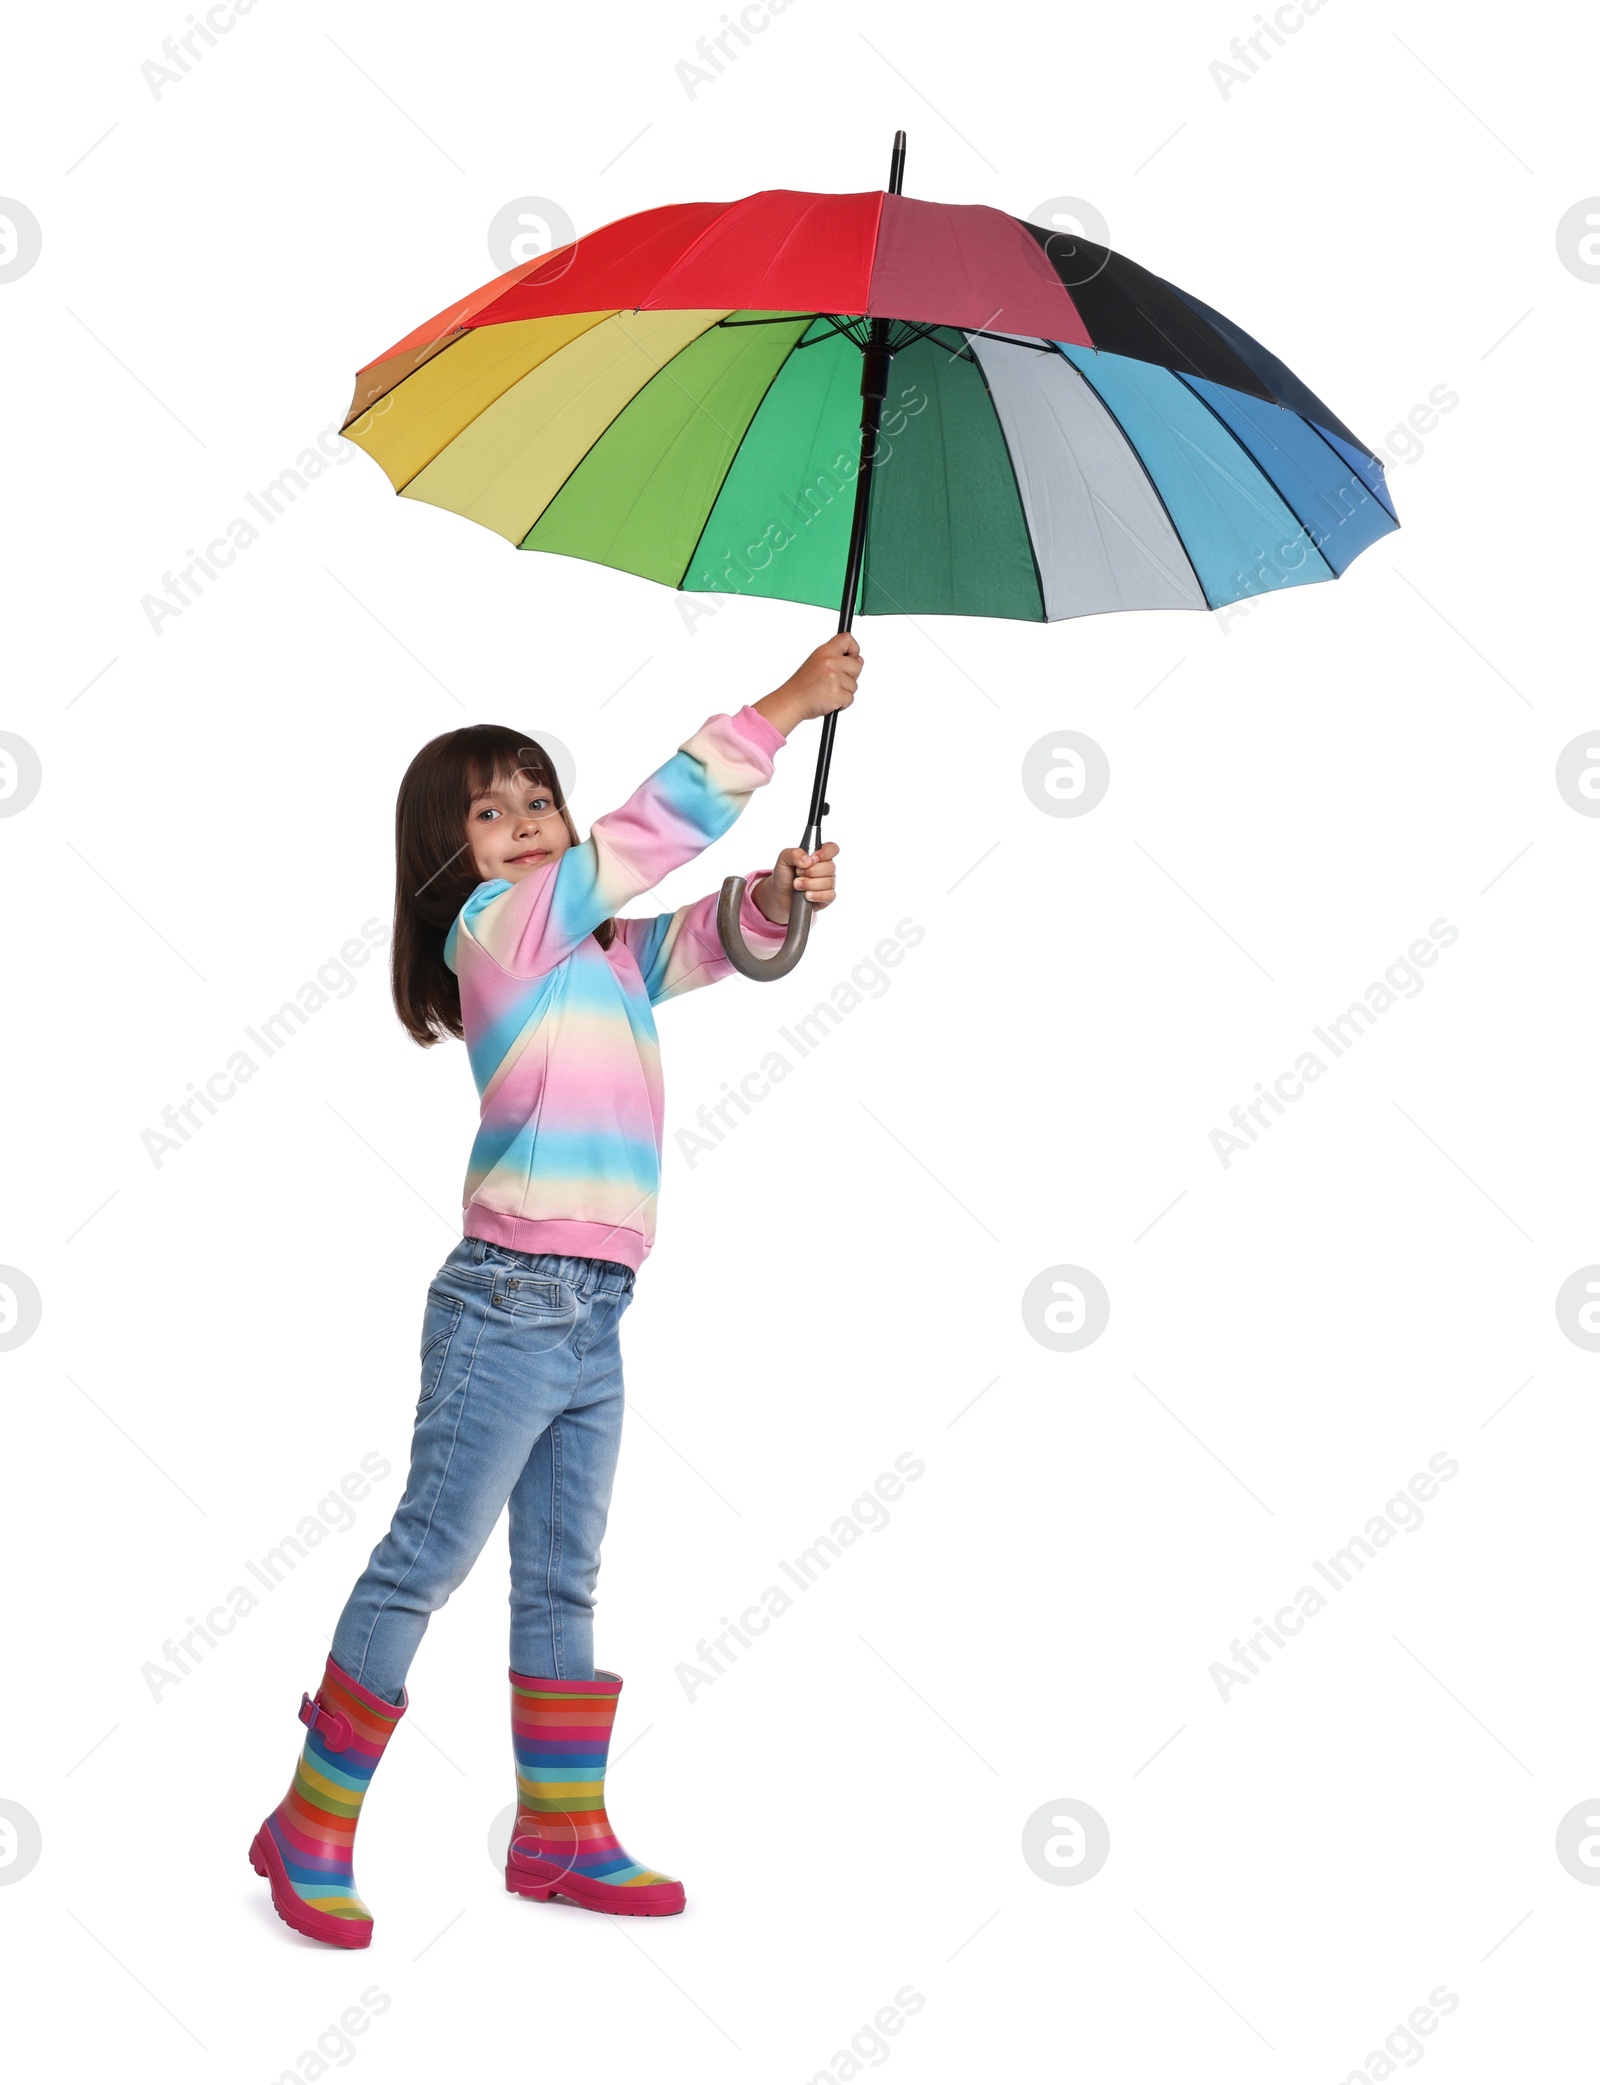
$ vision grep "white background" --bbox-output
[2,2,1597,2078]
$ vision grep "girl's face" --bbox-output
[466,765,573,885]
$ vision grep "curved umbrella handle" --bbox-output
[717,875,812,981]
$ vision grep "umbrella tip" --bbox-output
[888,130,907,196]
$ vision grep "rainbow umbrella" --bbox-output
[342,133,1396,979]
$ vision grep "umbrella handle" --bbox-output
[716,876,813,980]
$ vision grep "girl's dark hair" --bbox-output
[392,723,614,1047]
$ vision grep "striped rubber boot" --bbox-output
[504,1668,685,1916]
[249,1656,407,1948]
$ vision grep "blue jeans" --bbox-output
[331,1238,636,1705]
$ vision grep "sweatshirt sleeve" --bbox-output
[614,866,790,1005]
[450,703,787,980]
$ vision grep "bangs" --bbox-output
[464,734,562,808]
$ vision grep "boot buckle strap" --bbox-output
[299,1690,353,1751]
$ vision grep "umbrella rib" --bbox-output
[611,309,746,444]
[962,326,1059,356]
[1073,252,1282,405]
[675,318,813,591]
[1297,412,1399,525]
[794,314,872,351]
[346,329,464,427]
[1169,417,1334,576]
[886,317,961,356]
[714,311,827,328]
[961,332,1048,622]
[976,332,1191,615]
[350,224,605,422]
[385,312,627,497]
[1053,357,1204,602]
[1173,373,1347,582]
[638,188,880,321]
[1163,278,1374,457]
[506,312,729,547]
[1050,346,1211,609]
[1077,286,1224,391]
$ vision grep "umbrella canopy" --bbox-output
[342,183,1396,624]
[341,135,1396,978]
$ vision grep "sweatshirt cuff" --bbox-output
[730,702,788,754]
[740,868,790,945]
[679,705,786,795]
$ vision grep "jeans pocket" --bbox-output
[490,1272,576,1323]
[419,1287,465,1405]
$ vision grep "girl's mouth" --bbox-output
[509,849,549,865]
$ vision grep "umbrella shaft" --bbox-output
[802,320,893,854]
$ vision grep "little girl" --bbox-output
[250,633,861,1946]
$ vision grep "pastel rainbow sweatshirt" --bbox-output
[443,704,790,1271]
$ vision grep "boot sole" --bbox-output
[505,1856,685,1917]
[249,1825,374,1949]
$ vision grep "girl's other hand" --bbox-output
[753,633,863,738]
[752,842,840,925]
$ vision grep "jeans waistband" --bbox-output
[461,1236,633,1298]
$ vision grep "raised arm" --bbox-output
[454,705,786,979]
[614,868,786,1004]
[617,842,841,1004]
[451,635,862,982]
